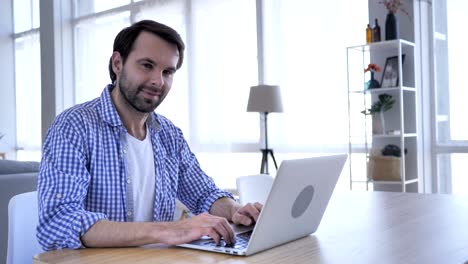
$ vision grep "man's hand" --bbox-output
[230,202,263,226]
[210,197,263,227]
[167,201,263,246]
[163,212,236,246]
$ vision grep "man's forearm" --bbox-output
[81,220,170,247]
[82,212,239,247]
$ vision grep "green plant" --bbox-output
[361,93,395,115]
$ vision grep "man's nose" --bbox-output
[150,71,164,87]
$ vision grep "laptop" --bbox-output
[177,154,347,256]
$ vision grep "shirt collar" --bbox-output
[99,84,161,132]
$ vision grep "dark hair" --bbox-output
[108,20,185,83]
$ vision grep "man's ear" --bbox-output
[111,51,123,75]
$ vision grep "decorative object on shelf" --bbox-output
[368,154,401,181]
[381,144,407,157]
[247,85,283,174]
[385,10,399,40]
[379,0,410,40]
[366,24,372,44]
[372,18,381,42]
[364,63,381,89]
[381,54,405,88]
[387,130,401,135]
[368,144,407,181]
[379,0,410,17]
[361,93,395,134]
[0,133,4,142]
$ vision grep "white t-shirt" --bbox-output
[122,126,155,222]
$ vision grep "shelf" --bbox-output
[352,179,418,185]
[370,178,418,185]
[347,39,415,52]
[349,86,416,94]
[347,38,419,193]
[351,180,369,184]
[372,133,417,138]
[350,134,417,141]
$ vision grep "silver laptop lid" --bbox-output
[246,154,347,255]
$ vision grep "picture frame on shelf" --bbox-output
[381,54,405,88]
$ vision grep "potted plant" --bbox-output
[361,93,395,134]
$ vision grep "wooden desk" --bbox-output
[34,191,468,264]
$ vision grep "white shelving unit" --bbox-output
[346,39,420,192]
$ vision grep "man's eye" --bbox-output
[143,63,153,69]
[163,70,175,77]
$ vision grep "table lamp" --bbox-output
[247,85,283,174]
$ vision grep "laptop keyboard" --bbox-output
[199,231,252,250]
[228,231,251,249]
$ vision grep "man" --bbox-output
[37,20,261,250]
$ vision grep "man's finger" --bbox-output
[214,218,235,245]
[233,213,253,226]
[240,203,261,222]
[254,202,263,211]
[206,228,221,245]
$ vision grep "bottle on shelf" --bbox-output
[372,18,381,42]
[366,24,372,44]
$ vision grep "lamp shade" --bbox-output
[247,85,283,113]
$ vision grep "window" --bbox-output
[432,0,468,194]
[135,0,192,138]
[69,0,367,189]
[74,0,130,17]
[263,0,367,152]
[14,0,40,32]
[74,12,130,103]
[249,0,367,192]
[14,0,42,161]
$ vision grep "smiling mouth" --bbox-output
[140,87,161,99]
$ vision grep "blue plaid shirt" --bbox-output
[37,85,233,251]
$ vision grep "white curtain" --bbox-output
[69,0,368,188]
[263,0,368,153]
[446,0,468,140]
[72,0,368,154]
[74,12,130,103]
[188,0,259,150]
[433,0,468,194]
[135,0,259,151]
[135,0,191,137]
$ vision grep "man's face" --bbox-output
[114,31,179,113]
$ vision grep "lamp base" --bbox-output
[260,148,278,174]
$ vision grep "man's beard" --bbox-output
[118,69,164,113]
